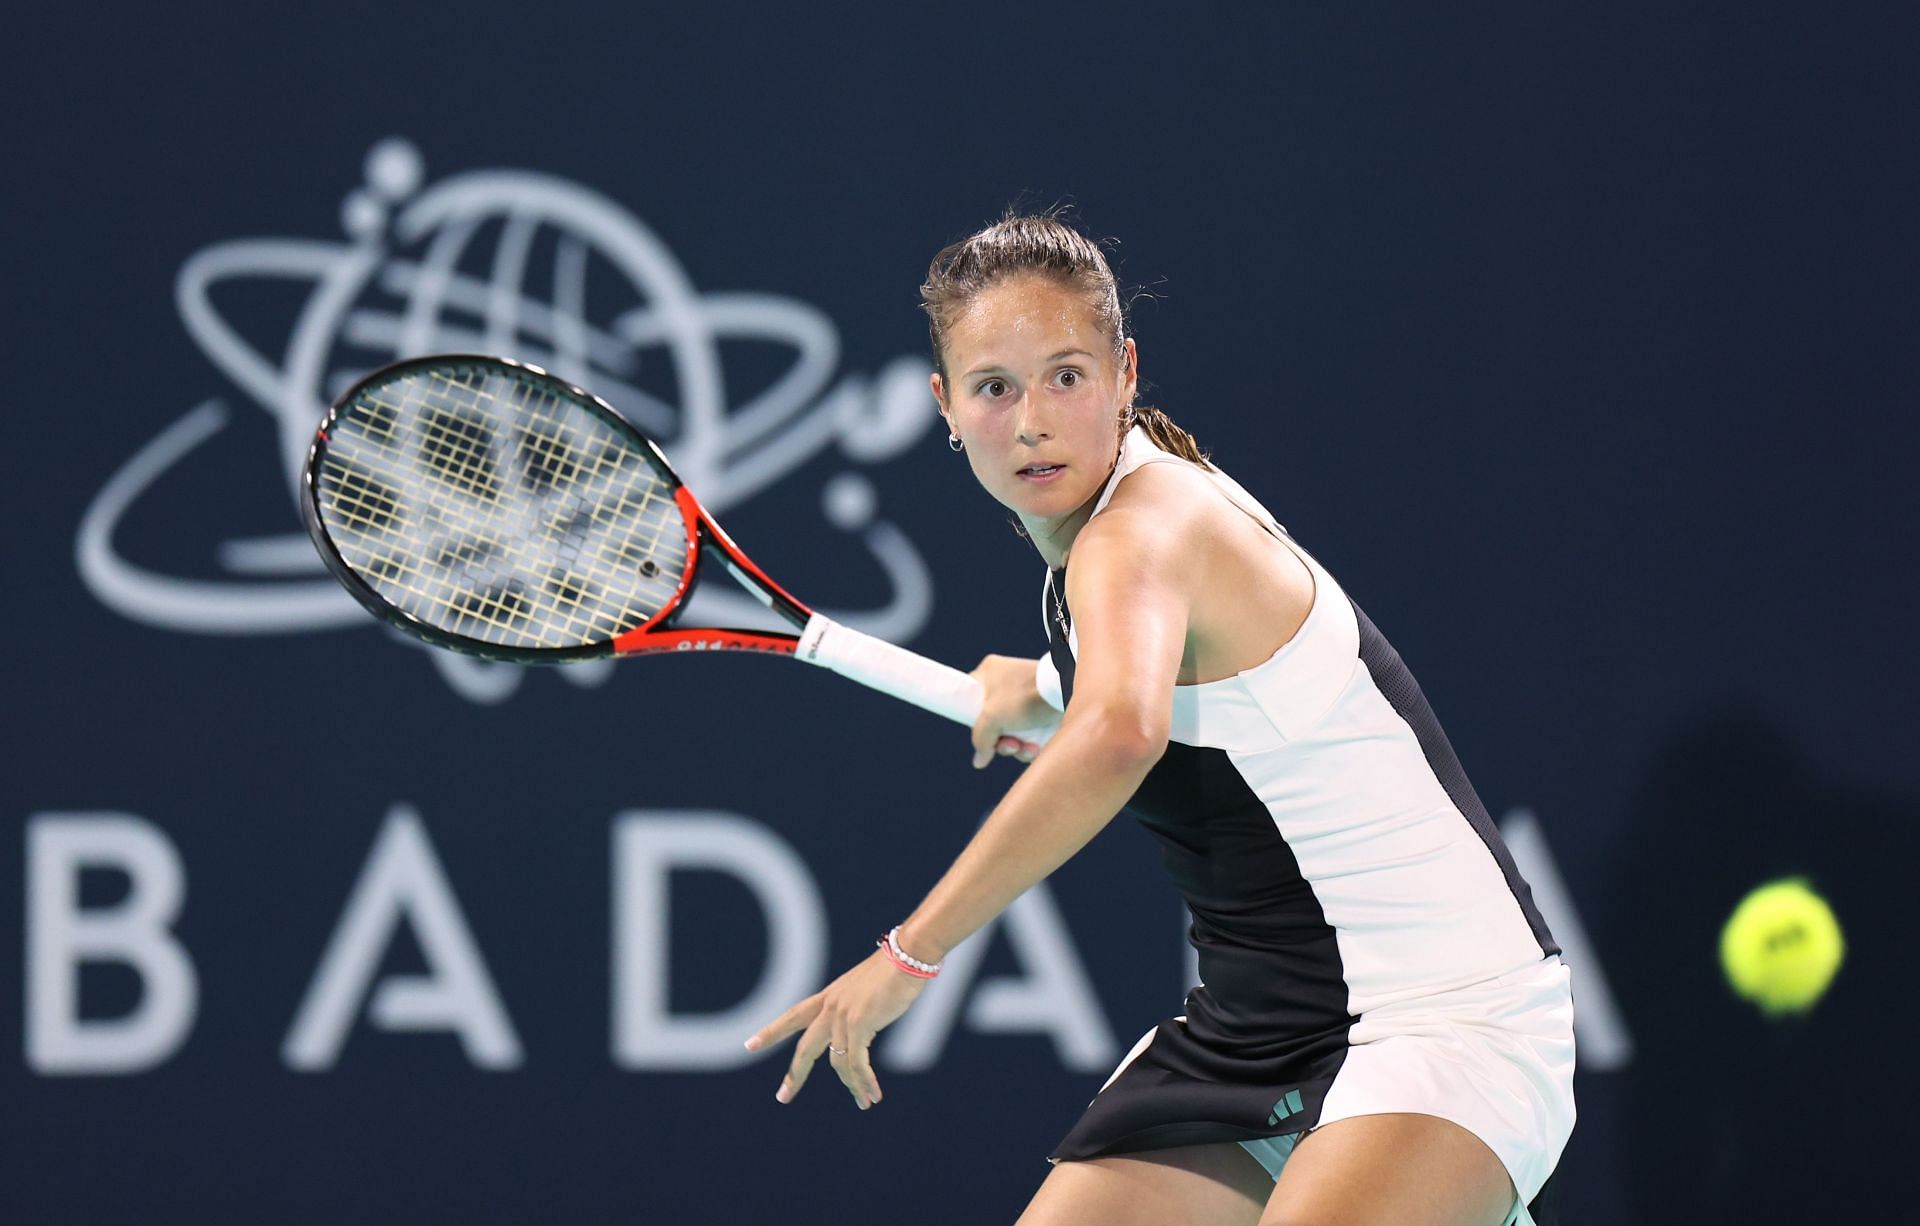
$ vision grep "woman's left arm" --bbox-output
[746,491,1201,1110]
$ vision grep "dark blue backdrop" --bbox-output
[5,5,1914,1223]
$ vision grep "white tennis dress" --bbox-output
[1038,429,1576,1226]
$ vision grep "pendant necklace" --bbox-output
[1047,569,1070,638]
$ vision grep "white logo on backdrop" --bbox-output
[77,138,938,703]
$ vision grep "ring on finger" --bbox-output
[829,1045,847,1056]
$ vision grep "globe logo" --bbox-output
[78,139,938,702]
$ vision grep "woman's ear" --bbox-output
[931,371,952,432]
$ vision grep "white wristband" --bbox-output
[881,926,942,977]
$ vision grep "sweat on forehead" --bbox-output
[920,214,1129,375]
[949,276,1104,346]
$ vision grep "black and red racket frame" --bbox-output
[304,353,820,666]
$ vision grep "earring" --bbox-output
[948,432,964,452]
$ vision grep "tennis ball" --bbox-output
[1719,879,1844,1017]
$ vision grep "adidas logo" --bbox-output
[1266,1088,1304,1126]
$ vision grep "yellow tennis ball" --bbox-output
[1720,879,1844,1016]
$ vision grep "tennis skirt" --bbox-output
[1051,955,1576,1226]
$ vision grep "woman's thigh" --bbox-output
[1017,1142,1274,1226]
[1262,1113,1515,1226]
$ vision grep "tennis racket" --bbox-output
[302,353,1053,739]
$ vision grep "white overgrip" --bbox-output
[795,614,1055,744]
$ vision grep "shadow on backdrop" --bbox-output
[1605,712,1906,1223]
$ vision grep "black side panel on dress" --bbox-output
[1046,567,1077,704]
[1350,598,1560,957]
[1045,565,1356,1162]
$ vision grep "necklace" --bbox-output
[1044,435,1129,640]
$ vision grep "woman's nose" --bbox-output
[1014,393,1051,444]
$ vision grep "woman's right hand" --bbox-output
[968,654,1059,769]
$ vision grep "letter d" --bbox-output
[612,812,825,1069]
[26,814,198,1074]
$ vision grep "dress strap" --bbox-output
[1089,427,1190,518]
[1091,427,1291,540]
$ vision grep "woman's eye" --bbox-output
[1057,369,1081,388]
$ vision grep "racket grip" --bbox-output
[795,615,1056,745]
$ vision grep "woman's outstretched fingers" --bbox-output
[778,1015,835,1103]
[850,1043,882,1107]
[831,1027,882,1108]
[745,994,818,1055]
[828,1025,880,1110]
[754,958,924,1110]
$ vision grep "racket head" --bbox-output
[304,354,697,663]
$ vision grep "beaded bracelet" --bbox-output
[877,926,941,979]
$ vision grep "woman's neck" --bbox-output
[1024,432,1133,567]
[1020,507,1088,569]
[1021,477,1113,568]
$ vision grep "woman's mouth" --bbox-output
[1018,464,1065,482]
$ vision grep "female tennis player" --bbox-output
[747,214,1575,1226]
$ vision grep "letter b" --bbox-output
[26,814,198,1074]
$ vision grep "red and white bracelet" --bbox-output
[877,926,942,979]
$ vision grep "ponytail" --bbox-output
[1132,403,1213,470]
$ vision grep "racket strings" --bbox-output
[315,362,689,650]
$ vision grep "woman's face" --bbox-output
[932,275,1137,540]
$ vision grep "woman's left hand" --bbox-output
[745,950,931,1109]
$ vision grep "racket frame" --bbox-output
[303,354,818,665]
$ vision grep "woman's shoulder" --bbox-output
[1096,456,1236,534]
[1069,460,1219,570]
[1111,452,1220,503]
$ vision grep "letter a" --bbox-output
[881,885,1115,1073]
[282,805,521,1070]
[1501,808,1634,1070]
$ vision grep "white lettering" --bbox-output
[881,886,1115,1073]
[26,814,198,1074]
[282,806,522,1070]
[612,812,827,1069]
[1502,807,1633,1070]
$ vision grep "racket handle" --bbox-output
[796,615,1056,745]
